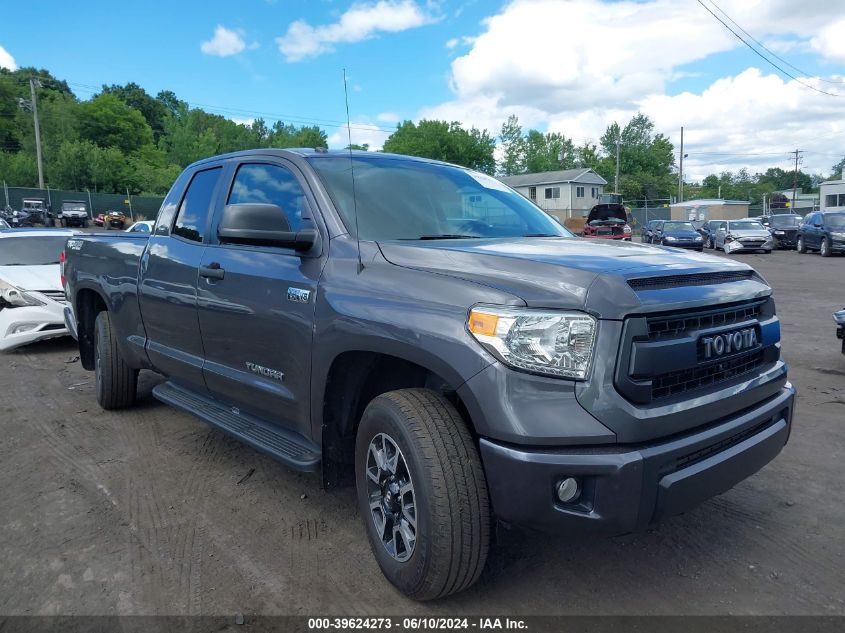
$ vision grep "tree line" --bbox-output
[1,66,841,204]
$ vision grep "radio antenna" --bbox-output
[343,69,363,273]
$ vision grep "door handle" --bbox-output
[199,263,225,280]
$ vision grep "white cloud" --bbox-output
[201,25,247,57]
[445,37,459,49]
[327,121,393,150]
[377,111,400,123]
[0,45,16,71]
[276,0,437,62]
[230,117,255,126]
[420,0,845,178]
[811,18,845,64]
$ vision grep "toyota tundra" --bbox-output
[62,149,795,600]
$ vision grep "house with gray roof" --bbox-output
[499,168,608,220]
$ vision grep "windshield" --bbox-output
[770,215,800,227]
[729,221,763,230]
[309,156,570,240]
[662,221,695,231]
[826,214,845,228]
[0,236,68,266]
[63,204,87,212]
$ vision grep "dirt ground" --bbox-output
[1,247,843,616]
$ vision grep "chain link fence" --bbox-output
[2,183,164,222]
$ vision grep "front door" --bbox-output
[197,160,324,437]
[139,166,224,391]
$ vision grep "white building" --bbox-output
[820,178,845,211]
[499,169,607,221]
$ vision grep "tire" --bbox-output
[797,236,806,253]
[355,389,490,601]
[94,311,138,410]
[708,237,714,249]
[820,238,831,257]
[764,249,772,254]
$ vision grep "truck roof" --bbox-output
[186,148,458,171]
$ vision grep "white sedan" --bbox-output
[0,229,77,351]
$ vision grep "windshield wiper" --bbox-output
[415,234,482,240]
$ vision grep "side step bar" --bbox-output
[153,381,321,472]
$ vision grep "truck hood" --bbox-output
[0,264,62,291]
[379,237,770,318]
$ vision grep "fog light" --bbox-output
[555,477,580,503]
[11,323,37,334]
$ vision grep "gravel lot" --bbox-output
[1,245,843,616]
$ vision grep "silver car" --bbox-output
[715,219,773,254]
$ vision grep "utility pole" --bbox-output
[678,126,684,203]
[614,138,620,193]
[29,78,45,190]
[791,149,801,212]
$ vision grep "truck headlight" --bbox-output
[467,307,597,379]
[0,279,45,308]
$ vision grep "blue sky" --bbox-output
[2,0,844,179]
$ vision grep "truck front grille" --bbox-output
[651,349,765,400]
[647,300,764,340]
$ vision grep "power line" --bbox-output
[696,0,841,97]
[705,0,845,85]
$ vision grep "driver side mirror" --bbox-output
[218,204,319,252]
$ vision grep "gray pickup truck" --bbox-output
[62,149,795,600]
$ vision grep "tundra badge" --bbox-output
[246,362,285,381]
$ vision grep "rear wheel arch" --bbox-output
[76,288,108,370]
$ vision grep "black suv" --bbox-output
[766,214,801,249]
[698,219,727,249]
[797,212,845,257]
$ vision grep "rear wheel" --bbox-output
[820,238,831,257]
[355,389,490,601]
[94,311,138,410]
[797,236,807,253]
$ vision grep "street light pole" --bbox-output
[677,126,684,203]
[29,78,45,190]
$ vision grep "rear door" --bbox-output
[196,159,325,438]
[138,165,225,391]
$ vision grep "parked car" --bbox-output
[0,229,76,351]
[698,219,727,249]
[765,214,801,250]
[58,200,90,228]
[640,219,661,243]
[714,219,773,253]
[797,211,845,257]
[104,210,127,229]
[94,213,105,227]
[650,220,705,251]
[834,307,845,354]
[125,220,155,233]
[581,198,632,241]
[63,149,795,600]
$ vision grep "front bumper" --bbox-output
[0,303,69,351]
[663,240,704,249]
[480,384,794,535]
[724,237,773,253]
[829,236,845,252]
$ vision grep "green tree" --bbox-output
[100,82,170,142]
[383,120,496,173]
[498,115,525,175]
[78,94,153,154]
[524,130,575,173]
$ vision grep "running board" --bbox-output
[153,382,321,472]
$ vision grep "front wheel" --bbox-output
[797,236,807,253]
[355,389,490,601]
[94,311,138,410]
[820,238,831,257]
